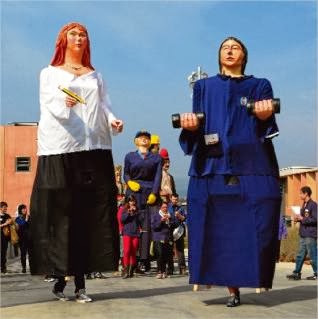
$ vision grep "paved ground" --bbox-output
[0,257,317,319]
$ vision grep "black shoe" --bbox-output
[306,274,317,280]
[226,293,241,307]
[286,272,301,280]
[86,273,94,280]
[22,268,26,273]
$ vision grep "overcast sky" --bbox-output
[1,0,317,196]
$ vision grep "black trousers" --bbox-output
[54,274,85,293]
[175,236,186,268]
[167,236,186,273]
[155,241,173,273]
[19,239,29,269]
[1,235,9,271]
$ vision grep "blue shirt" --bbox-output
[168,204,187,226]
[179,74,279,177]
[121,209,143,237]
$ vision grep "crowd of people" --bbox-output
[1,22,317,308]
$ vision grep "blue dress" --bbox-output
[180,74,281,288]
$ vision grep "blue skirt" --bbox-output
[187,175,281,288]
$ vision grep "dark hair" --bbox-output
[18,204,27,215]
[0,201,8,208]
[160,200,169,207]
[171,193,179,198]
[218,36,248,74]
[124,195,137,210]
[300,186,312,197]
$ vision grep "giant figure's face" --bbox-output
[219,39,245,72]
[66,27,88,53]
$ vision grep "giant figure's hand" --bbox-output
[111,119,124,133]
[180,113,200,131]
[147,193,157,205]
[254,99,274,121]
[127,180,141,192]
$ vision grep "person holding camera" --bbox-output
[0,201,12,274]
[151,200,177,279]
[121,195,143,279]
[178,36,281,307]
[286,186,317,280]
[168,193,187,275]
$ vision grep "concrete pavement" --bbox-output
[1,258,317,319]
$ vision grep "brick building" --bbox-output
[280,166,317,218]
[0,123,38,217]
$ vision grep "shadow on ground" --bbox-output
[203,285,317,307]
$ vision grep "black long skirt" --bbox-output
[29,149,119,276]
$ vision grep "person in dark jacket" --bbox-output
[287,186,317,280]
[151,201,177,279]
[0,201,12,274]
[15,204,30,273]
[121,195,143,278]
[168,194,187,275]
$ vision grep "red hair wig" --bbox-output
[50,22,94,70]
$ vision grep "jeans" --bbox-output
[295,237,317,274]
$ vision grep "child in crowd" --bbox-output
[121,195,143,279]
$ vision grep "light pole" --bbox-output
[187,66,208,90]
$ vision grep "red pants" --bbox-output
[123,235,139,266]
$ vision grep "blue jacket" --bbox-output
[124,151,162,195]
[151,211,177,242]
[121,209,143,237]
[15,215,29,240]
[179,75,279,177]
[299,199,317,238]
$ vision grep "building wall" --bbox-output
[0,125,38,217]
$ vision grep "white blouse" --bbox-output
[37,65,118,156]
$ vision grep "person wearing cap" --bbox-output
[150,134,160,154]
[178,36,281,307]
[124,131,162,273]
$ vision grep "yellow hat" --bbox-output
[150,134,160,145]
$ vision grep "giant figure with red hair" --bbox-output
[29,22,123,303]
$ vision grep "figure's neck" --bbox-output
[138,146,148,154]
[221,66,243,78]
[64,51,83,65]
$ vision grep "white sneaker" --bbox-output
[75,289,92,303]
